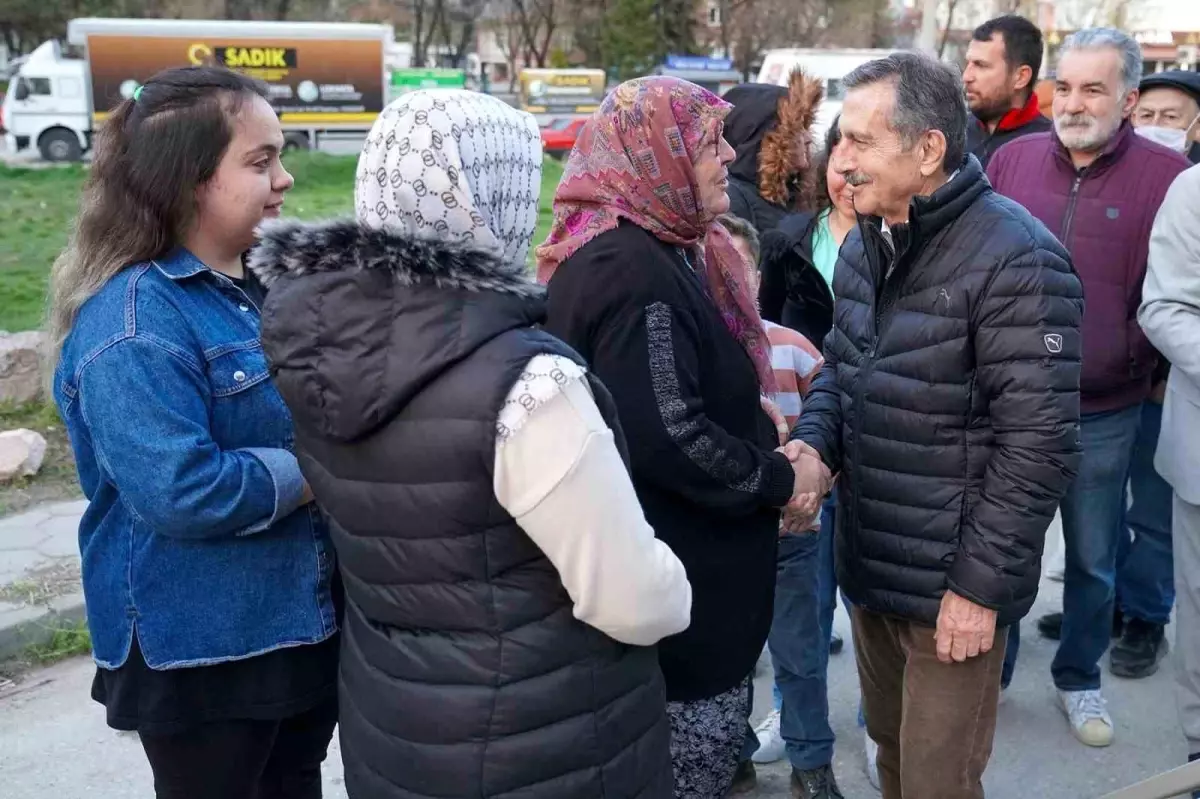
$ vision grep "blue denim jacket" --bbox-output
[54,248,338,670]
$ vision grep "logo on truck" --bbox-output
[187,43,297,69]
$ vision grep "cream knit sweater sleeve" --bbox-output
[494,354,692,647]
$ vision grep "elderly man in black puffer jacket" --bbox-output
[786,53,1083,799]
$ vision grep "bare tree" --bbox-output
[937,0,962,57]
[511,0,559,67]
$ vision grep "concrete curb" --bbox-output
[0,591,87,661]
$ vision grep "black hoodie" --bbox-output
[722,84,789,233]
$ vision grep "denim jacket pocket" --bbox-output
[205,342,294,450]
[206,342,272,397]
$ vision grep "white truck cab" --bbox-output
[2,39,90,162]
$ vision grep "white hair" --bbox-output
[1058,27,1143,95]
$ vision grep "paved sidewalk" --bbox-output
[0,500,88,660]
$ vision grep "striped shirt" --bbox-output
[763,321,824,427]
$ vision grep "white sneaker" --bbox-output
[1059,689,1114,747]
[750,710,785,764]
[865,731,880,791]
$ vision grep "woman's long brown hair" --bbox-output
[45,67,267,388]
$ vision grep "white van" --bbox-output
[757,48,896,142]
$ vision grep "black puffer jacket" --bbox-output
[251,221,673,799]
[791,157,1084,628]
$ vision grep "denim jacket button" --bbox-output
[233,370,247,382]
[238,303,250,312]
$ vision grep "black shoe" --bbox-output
[1110,618,1168,679]
[791,764,844,799]
[1036,609,1124,642]
[830,631,844,655]
[727,761,757,797]
[1036,611,1063,641]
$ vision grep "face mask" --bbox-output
[1136,113,1199,153]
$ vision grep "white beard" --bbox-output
[1054,112,1123,153]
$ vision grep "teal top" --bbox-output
[811,208,839,296]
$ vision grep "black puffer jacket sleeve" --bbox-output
[591,299,797,515]
[945,248,1084,610]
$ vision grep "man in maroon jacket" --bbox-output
[988,27,1190,749]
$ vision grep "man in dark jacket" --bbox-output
[988,27,1190,748]
[787,52,1082,799]
[1135,70,1200,163]
[722,70,824,234]
[963,14,1052,169]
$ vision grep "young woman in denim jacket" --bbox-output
[46,67,339,799]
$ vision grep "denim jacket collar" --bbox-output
[151,247,214,282]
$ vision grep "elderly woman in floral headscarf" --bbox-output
[538,77,809,797]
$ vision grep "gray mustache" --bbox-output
[845,173,871,187]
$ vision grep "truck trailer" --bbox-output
[2,17,393,161]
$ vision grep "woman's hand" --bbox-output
[301,481,315,506]
[761,396,790,446]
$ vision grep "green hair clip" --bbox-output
[132,85,144,102]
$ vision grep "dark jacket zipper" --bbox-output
[1060,174,1084,245]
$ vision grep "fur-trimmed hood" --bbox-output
[723,69,825,210]
[249,219,546,442]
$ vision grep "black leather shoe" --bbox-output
[1110,617,1168,678]
[727,760,757,797]
[1036,611,1063,641]
[791,764,845,799]
[1036,609,1124,642]
[830,631,844,655]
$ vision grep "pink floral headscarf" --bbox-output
[535,77,777,393]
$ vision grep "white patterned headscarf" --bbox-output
[355,90,543,265]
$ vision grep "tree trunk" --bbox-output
[937,0,960,58]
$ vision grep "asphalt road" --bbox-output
[0,524,1188,798]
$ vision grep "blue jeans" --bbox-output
[743,497,839,769]
[1053,404,1142,692]
[1116,401,1175,626]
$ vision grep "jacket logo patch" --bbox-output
[1044,333,1064,354]
[1107,207,1120,220]
[937,288,951,308]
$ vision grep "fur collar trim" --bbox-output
[247,218,543,299]
[759,69,825,208]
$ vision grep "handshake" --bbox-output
[777,440,833,534]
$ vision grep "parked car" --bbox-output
[540,117,586,159]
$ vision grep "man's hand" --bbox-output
[778,440,832,533]
[301,481,316,506]
[761,396,790,446]
[1151,381,1167,405]
[934,590,998,664]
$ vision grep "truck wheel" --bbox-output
[283,132,311,152]
[38,129,83,162]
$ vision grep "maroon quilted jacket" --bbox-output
[987,122,1189,413]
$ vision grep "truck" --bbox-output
[756,48,897,141]
[2,17,394,162]
[518,68,606,128]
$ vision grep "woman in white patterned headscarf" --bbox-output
[251,90,692,798]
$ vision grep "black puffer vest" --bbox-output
[250,221,673,799]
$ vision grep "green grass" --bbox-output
[23,620,92,666]
[0,153,567,334]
